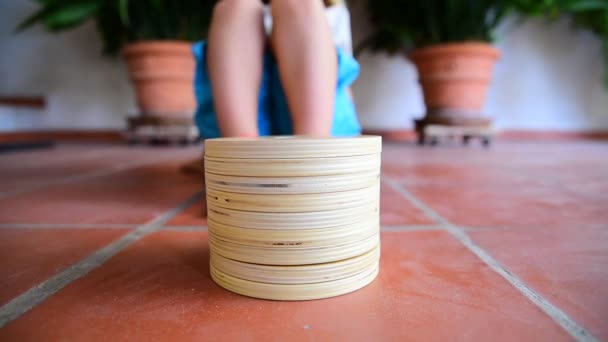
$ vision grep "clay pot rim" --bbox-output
[122,40,193,57]
[409,41,500,61]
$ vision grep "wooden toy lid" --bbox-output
[204,135,382,159]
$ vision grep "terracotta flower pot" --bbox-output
[410,42,500,125]
[123,41,196,119]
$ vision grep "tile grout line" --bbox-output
[462,225,558,232]
[0,153,184,200]
[382,176,598,342]
[0,191,205,329]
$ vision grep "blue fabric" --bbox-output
[192,41,361,138]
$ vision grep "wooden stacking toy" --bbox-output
[205,136,382,300]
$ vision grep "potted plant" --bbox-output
[357,0,540,138]
[18,0,215,121]
[358,0,608,140]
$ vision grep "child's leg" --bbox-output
[207,0,266,137]
[270,0,337,136]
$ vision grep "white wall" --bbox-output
[0,0,135,132]
[1,0,607,132]
[487,18,608,131]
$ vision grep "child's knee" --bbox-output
[271,0,324,20]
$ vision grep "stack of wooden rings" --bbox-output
[205,136,382,300]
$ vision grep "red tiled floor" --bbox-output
[382,162,524,188]
[0,145,158,195]
[0,144,202,198]
[0,181,199,224]
[0,145,109,168]
[381,140,608,167]
[0,228,127,306]
[1,141,606,340]
[0,231,569,341]
[470,226,608,340]
[0,158,203,225]
[500,162,608,199]
[91,159,203,186]
[383,141,608,230]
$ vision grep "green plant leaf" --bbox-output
[43,1,102,31]
[559,0,608,12]
[118,0,129,26]
[18,0,217,52]
[17,0,102,32]
[16,7,52,31]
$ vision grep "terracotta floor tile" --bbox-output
[382,162,524,188]
[0,181,199,225]
[0,146,145,190]
[381,141,608,170]
[380,182,435,226]
[165,200,207,226]
[0,146,108,195]
[0,231,569,341]
[383,140,608,230]
[500,162,608,200]
[381,141,521,167]
[0,145,104,168]
[0,228,127,305]
[0,147,202,224]
[405,180,608,230]
[85,157,203,186]
[470,226,608,340]
[0,145,202,200]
